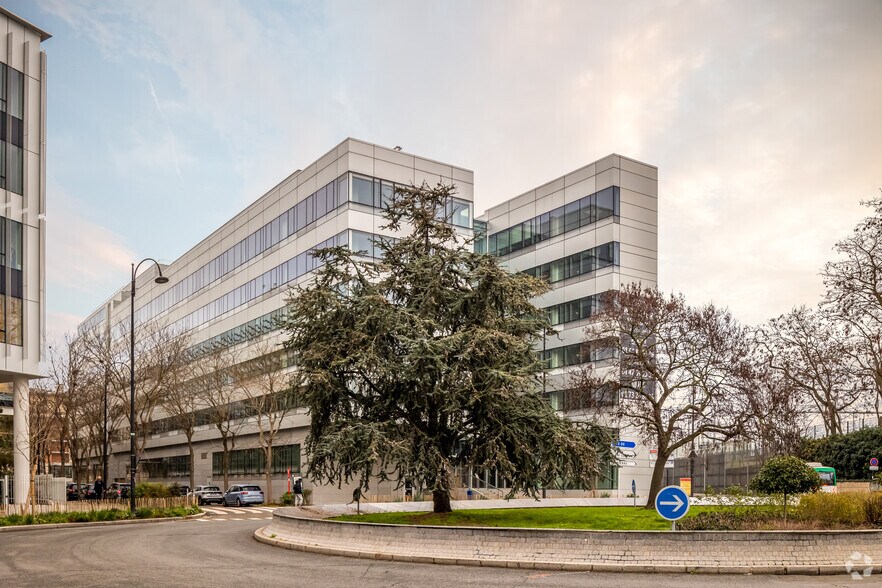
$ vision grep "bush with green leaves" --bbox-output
[750,456,821,496]
[750,456,820,517]
[801,426,882,480]
[135,482,172,498]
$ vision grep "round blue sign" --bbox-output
[655,485,690,521]
[871,458,879,467]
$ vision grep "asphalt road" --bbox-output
[0,513,874,587]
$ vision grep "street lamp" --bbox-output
[129,258,169,512]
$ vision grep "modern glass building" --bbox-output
[0,7,50,504]
[78,139,658,501]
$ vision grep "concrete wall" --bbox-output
[259,510,882,575]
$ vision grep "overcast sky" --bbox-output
[5,0,881,344]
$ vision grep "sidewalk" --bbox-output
[319,496,639,515]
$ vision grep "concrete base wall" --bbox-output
[257,509,882,575]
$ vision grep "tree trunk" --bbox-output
[265,444,273,502]
[432,488,452,513]
[222,436,230,490]
[644,452,669,508]
[187,436,195,491]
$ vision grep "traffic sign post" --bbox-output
[632,479,637,508]
[871,458,879,472]
[655,485,690,531]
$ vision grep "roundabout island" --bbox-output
[255,501,882,576]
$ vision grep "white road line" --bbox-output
[196,518,210,522]
[231,518,243,521]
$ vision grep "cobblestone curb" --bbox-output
[0,511,205,533]
[253,509,882,576]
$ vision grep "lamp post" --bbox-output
[129,258,169,512]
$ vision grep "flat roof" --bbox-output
[0,7,52,42]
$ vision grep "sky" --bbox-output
[3,0,881,345]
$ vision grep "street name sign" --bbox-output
[613,440,636,449]
[655,485,690,521]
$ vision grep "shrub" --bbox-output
[801,427,882,480]
[750,456,821,519]
[677,510,777,531]
[279,492,295,506]
[865,493,882,526]
[797,493,865,526]
[136,483,172,498]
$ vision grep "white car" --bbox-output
[192,485,224,505]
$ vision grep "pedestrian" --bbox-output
[293,476,304,507]
[93,476,105,500]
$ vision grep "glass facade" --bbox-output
[473,220,487,254]
[540,340,617,369]
[350,172,473,229]
[212,443,301,476]
[488,186,619,256]
[0,63,24,195]
[134,173,351,328]
[544,292,610,326]
[142,455,191,478]
[166,232,347,334]
[0,216,23,345]
[522,242,619,284]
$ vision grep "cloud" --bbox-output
[31,0,882,333]
[46,183,134,312]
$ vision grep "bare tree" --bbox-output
[193,347,243,490]
[574,285,750,507]
[822,195,882,423]
[759,306,861,436]
[740,341,809,456]
[118,321,190,481]
[238,340,298,500]
[161,357,202,490]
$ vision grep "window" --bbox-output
[488,186,621,256]
[212,444,301,476]
[351,175,375,206]
[523,243,619,284]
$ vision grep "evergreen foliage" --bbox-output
[282,182,606,513]
[801,426,882,480]
[750,456,821,498]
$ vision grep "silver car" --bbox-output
[222,484,265,507]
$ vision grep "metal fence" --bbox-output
[1,496,194,516]
[662,447,770,493]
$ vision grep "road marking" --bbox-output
[231,518,243,521]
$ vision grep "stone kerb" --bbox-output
[255,508,882,575]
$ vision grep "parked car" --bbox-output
[193,485,224,505]
[81,484,97,500]
[222,484,264,507]
[106,482,131,499]
[66,483,82,501]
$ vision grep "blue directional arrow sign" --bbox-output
[613,440,636,449]
[655,485,690,521]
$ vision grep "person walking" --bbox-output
[93,476,105,500]
[293,476,304,507]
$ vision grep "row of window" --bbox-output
[351,174,472,228]
[544,385,617,412]
[211,443,301,476]
[168,232,347,334]
[539,341,617,369]
[141,455,191,479]
[544,292,608,327]
[522,242,619,284]
[131,174,350,330]
[187,307,288,360]
[0,64,24,196]
[351,230,397,259]
[127,172,474,333]
[0,217,24,345]
[488,186,620,257]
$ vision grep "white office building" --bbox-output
[0,7,50,504]
[78,139,657,501]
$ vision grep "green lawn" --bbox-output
[332,505,735,531]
